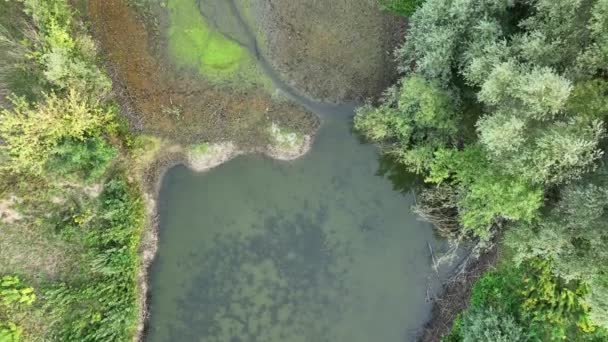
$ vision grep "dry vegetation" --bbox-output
[250,0,405,101]
[87,0,317,146]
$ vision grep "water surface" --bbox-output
[147,110,443,342]
[147,1,443,341]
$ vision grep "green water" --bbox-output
[147,1,445,340]
[147,111,443,342]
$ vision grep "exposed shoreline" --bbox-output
[133,135,315,341]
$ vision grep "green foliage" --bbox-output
[44,175,143,341]
[0,276,35,342]
[475,62,605,185]
[377,0,424,16]
[427,146,543,237]
[469,267,522,314]
[47,137,117,182]
[460,308,526,342]
[506,165,608,329]
[0,322,23,342]
[589,276,608,331]
[357,0,608,339]
[357,0,608,240]
[441,315,463,342]
[19,0,112,96]
[397,0,516,84]
[567,80,608,121]
[0,277,36,308]
[0,90,116,175]
[355,75,458,174]
[520,259,595,339]
[449,259,604,341]
[507,167,608,283]
[0,1,144,340]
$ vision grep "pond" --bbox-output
[145,0,445,341]
[147,110,446,341]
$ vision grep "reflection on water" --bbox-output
[147,116,443,342]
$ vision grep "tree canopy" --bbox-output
[358,0,608,336]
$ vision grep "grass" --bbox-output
[0,2,43,105]
[188,142,209,155]
[0,1,152,340]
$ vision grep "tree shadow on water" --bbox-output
[375,154,424,195]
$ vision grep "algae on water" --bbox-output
[166,0,266,87]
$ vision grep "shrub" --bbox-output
[17,0,112,97]
[46,136,117,182]
[0,276,35,342]
[0,276,36,308]
[0,322,23,342]
[461,307,526,342]
[450,259,604,342]
[520,259,595,340]
[0,90,115,175]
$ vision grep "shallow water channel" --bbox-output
[146,1,445,341]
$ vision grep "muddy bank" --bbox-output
[250,0,405,102]
[133,133,314,341]
[87,0,317,146]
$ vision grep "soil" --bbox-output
[87,0,318,147]
[250,0,406,102]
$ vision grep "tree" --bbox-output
[397,0,516,85]
[356,0,608,335]
[355,75,458,174]
[507,167,608,282]
[427,146,543,238]
[357,0,608,236]
[589,276,608,330]
[476,62,605,185]
[506,166,608,328]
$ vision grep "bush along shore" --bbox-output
[360,0,608,341]
[0,0,315,341]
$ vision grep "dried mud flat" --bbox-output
[87,0,317,147]
[251,0,405,102]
